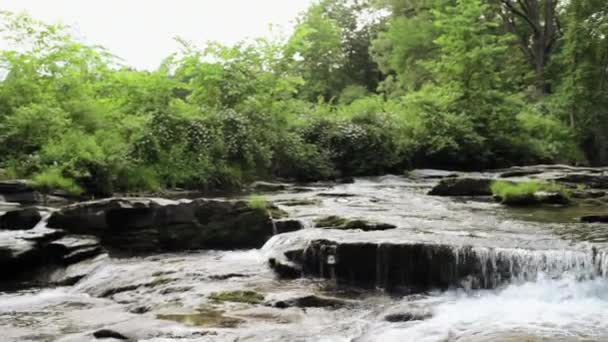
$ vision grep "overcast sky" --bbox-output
[1,0,314,70]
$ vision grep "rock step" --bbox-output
[47,197,297,254]
[272,239,607,292]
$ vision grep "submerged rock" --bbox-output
[581,215,608,224]
[48,198,278,254]
[384,311,432,322]
[0,207,43,230]
[428,178,494,196]
[314,216,396,231]
[93,329,129,340]
[268,294,351,309]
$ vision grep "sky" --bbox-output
[0,0,314,70]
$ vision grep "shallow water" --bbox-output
[2,172,608,341]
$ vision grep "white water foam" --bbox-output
[366,274,608,341]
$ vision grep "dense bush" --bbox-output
[0,7,594,196]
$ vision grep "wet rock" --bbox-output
[48,198,278,253]
[271,238,596,292]
[556,173,608,189]
[407,169,459,179]
[499,167,544,178]
[384,311,431,322]
[251,181,289,192]
[336,177,355,184]
[428,178,494,196]
[501,191,571,207]
[269,295,351,309]
[209,273,249,280]
[93,329,129,340]
[268,257,302,279]
[580,215,608,223]
[276,199,321,206]
[0,207,42,230]
[314,216,396,231]
[571,190,606,199]
[274,220,304,234]
[0,180,42,204]
[317,192,357,197]
[0,227,103,284]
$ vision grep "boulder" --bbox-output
[0,207,43,230]
[0,180,42,204]
[428,178,494,196]
[0,227,102,283]
[47,198,279,254]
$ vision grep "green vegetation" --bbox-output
[208,290,265,304]
[1,1,607,195]
[32,168,83,195]
[247,195,287,218]
[491,180,571,205]
[247,195,269,210]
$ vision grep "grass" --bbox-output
[491,180,570,203]
[208,290,265,304]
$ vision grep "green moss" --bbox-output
[314,216,348,228]
[157,308,244,328]
[208,290,265,304]
[491,181,571,205]
[491,181,570,201]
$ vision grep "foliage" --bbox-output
[32,168,82,195]
[0,1,605,196]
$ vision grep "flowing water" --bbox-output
[2,172,608,341]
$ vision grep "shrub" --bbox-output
[32,168,82,195]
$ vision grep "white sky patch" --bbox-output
[0,0,314,70]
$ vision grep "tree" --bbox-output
[499,0,562,95]
[553,0,608,164]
